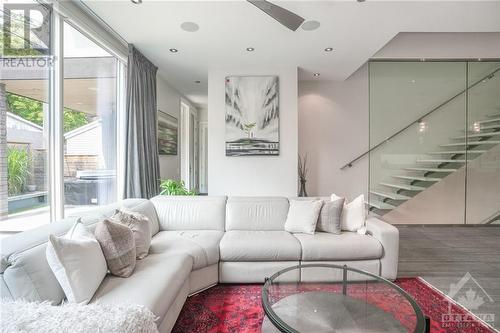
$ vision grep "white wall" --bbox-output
[298,65,369,200]
[157,76,196,181]
[208,66,298,196]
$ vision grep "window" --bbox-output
[1,1,51,234]
[0,4,126,237]
[62,22,118,216]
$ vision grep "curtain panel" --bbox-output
[124,44,160,199]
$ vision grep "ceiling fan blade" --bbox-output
[247,0,305,31]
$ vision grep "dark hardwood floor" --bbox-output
[398,226,500,331]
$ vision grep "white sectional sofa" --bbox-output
[0,196,399,333]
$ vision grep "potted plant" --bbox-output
[159,179,196,196]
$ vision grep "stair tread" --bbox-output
[405,167,457,172]
[428,150,487,154]
[370,190,411,200]
[366,201,396,210]
[453,132,500,139]
[440,141,500,147]
[477,117,500,124]
[380,182,425,191]
[417,159,466,163]
[393,175,441,182]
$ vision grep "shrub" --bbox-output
[7,146,32,196]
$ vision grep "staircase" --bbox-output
[367,113,500,219]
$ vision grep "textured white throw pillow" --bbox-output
[46,220,107,304]
[284,200,323,234]
[341,194,366,232]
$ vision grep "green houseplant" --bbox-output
[159,179,196,196]
[7,146,33,196]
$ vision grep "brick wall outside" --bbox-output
[64,155,100,178]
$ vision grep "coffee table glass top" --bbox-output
[262,264,426,333]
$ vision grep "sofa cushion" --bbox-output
[294,232,383,261]
[226,197,289,231]
[149,230,223,270]
[150,196,226,231]
[92,253,193,324]
[220,231,301,261]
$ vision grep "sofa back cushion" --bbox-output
[226,197,290,231]
[150,196,227,231]
[0,199,158,305]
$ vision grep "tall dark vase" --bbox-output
[298,179,308,197]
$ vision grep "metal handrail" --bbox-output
[340,67,500,170]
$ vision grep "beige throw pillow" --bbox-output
[284,200,323,235]
[111,208,151,259]
[95,219,136,277]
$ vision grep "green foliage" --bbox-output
[6,93,90,132]
[6,93,44,126]
[63,109,90,133]
[7,147,33,196]
[159,179,196,196]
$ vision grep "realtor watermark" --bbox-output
[1,2,52,69]
[442,272,495,329]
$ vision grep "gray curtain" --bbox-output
[124,44,160,199]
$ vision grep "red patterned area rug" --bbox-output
[172,277,494,333]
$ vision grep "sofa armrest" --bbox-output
[366,216,399,280]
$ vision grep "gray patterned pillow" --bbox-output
[316,197,345,234]
[95,219,136,277]
[111,208,151,259]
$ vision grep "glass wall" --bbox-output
[0,3,125,237]
[1,1,51,234]
[368,60,500,225]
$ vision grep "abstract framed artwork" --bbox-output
[158,110,178,155]
[225,75,279,156]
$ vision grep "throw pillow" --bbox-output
[284,200,323,234]
[111,208,151,259]
[95,219,136,278]
[46,220,107,304]
[316,197,345,234]
[341,194,366,232]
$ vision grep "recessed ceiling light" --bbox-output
[246,47,255,52]
[131,0,142,4]
[357,0,366,2]
[195,80,201,84]
[301,20,321,31]
[313,73,320,77]
[169,48,178,53]
[181,22,199,32]
[324,47,334,52]
[76,102,83,105]
[410,79,416,83]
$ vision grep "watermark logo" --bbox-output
[1,2,52,71]
[442,272,495,329]
[2,2,51,56]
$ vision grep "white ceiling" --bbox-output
[83,0,500,108]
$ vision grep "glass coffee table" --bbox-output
[262,264,427,333]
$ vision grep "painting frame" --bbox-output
[157,110,178,156]
[225,75,280,157]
